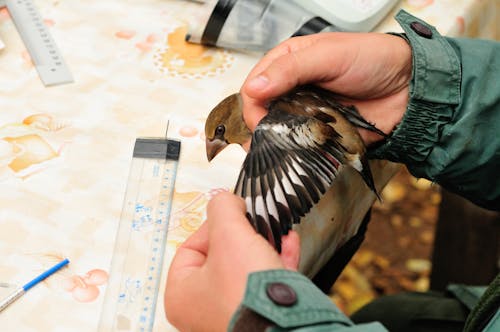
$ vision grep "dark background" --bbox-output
[330,168,500,314]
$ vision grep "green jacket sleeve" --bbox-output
[369,11,500,211]
[229,10,500,331]
[228,270,387,331]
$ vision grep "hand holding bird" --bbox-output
[169,31,415,332]
[165,192,301,332]
[241,32,412,146]
[205,86,387,252]
[205,33,412,252]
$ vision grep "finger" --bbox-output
[280,230,301,271]
[206,191,286,283]
[240,34,331,131]
[164,222,209,332]
[247,39,349,100]
[168,221,209,275]
[206,191,283,261]
[241,36,324,98]
[241,49,305,128]
[206,192,255,244]
[181,220,209,255]
[240,93,268,131]
[240,41,306,130]
[244,43,294,84]
[244,33,331,85]
[241,34,349,130]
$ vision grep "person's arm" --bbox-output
[242,11,500,211]
[368,11,500,211]
[164,10,500,332]
[164,192,302,331]
[230,9,500,330]
[164,192,386,332]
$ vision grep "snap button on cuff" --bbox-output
[266,282,297,306]
[410,21,433,38]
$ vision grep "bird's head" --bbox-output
[205,93,252,161]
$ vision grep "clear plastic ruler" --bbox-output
[99,137,181,332]
[3,0,73,86]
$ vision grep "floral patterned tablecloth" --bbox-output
[0,0,497,331]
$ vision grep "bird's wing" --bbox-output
[234,110,347,252]
[274,85,388,138]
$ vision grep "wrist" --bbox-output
[358,86,409,146]
[358,34,412,146]
[368,10,461,163]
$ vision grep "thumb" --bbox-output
[241,38,347,132]
[206,192,255,245]
[206,192,284,269]
[240,34,330,131]
[280,230,301,271]
[242,40,342,100]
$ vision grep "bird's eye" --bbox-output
[215,125,225,136]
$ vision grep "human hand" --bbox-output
[164,192,301,332]
[241,32,412,145]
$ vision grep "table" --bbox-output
[0,0,497,331]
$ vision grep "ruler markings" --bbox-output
[99,138,180,331]
[5,0,73,86]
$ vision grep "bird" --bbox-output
[205,85,387,252]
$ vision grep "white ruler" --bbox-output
[99,138,181,332]
[3,0,73,86]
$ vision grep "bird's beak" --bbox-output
[206,138,228,162]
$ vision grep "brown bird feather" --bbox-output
[205,85,385,251]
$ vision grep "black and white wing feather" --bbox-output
[234,108,348,252]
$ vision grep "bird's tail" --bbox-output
[356,155,381,201]
[339,105,388,139]
[296,85,387,138]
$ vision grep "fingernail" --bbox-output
[247,75,269,91]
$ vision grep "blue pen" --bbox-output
[0,258,70,313]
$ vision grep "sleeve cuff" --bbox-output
[368,10,460,165]
[228,270,352,330]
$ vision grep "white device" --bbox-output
[295,0,399,32]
